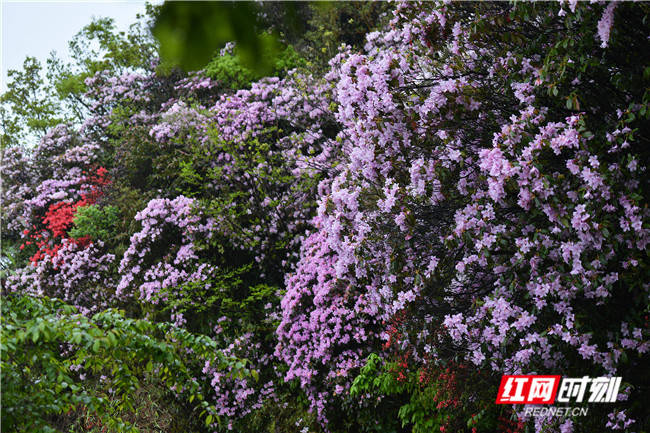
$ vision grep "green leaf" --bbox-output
[153,2,281,74]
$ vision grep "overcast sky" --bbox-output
[1,0,153,92]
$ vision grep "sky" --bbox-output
[1,0,153,93]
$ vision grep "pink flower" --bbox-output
[597,2,617,48]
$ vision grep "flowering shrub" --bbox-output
[20,166,110,265]
[276,223,385,425]
[1,146,34,238]
[279,1,649,430]
[2,2,648,433]
[7,240,116,316]
[201,332,273,422]
[116,196,216,308]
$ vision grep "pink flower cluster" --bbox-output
[117,196,216,305]
[7,239,116,315]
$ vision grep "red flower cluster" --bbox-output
[383,310,407,351]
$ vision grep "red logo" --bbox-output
[496,375,561,404]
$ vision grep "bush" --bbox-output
[69,204,120,241]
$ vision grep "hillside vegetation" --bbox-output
[1,2,649,432]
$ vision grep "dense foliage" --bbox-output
[2,2,648,433]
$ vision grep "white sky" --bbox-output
[1,0,153,93]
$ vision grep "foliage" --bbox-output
[69,204,120,241]
[0,295,251,433]
[0,57,64,147]
[151,2,388,76]
[351,353,506,433]
[204,44,306,90]
[153,2,281,74]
